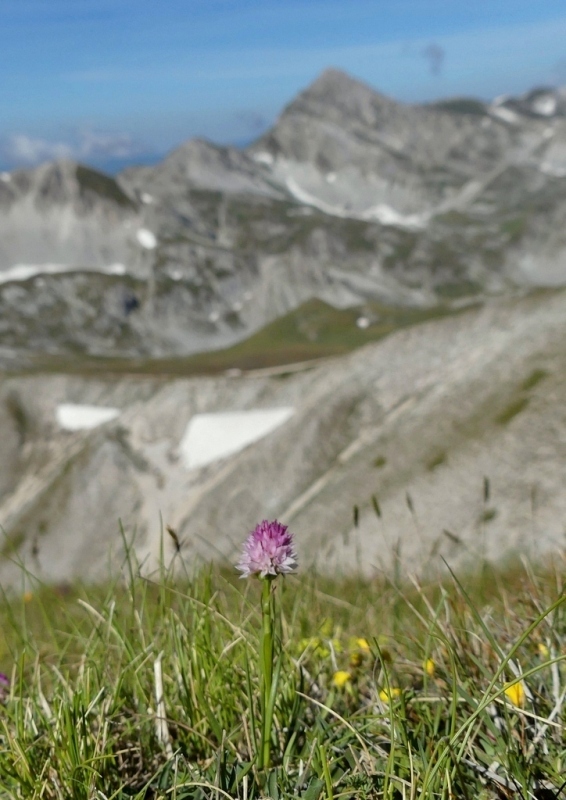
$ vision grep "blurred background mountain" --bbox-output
[2,2,566,585]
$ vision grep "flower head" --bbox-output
[332,670,351,689]
[504,680,525,707]
[237,519,298,578]
[0,672,9,704]
[538,642,550,659]
[379,687,401,703]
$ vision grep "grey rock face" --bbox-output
[1,68,566,361]
[3,67,566,584]
[2,290,566,586]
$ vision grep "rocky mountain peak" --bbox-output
[6,159,137,213]
[279,66,400,129]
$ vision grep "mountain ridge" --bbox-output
[0,67,566,363]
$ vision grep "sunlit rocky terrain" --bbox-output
[1,69,566,585]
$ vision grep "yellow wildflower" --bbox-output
[379,687,401,703]
[332,670,351,689]
[319,618,334,638]
[504,680,525,707]
[349,651,363,668]
[23,592,33,604]
[424,658,435,677]
[537,643,550,659]
[348,637,368,653]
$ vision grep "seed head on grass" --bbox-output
[237,519,298,578]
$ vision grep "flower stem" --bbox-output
[260,576,274,770]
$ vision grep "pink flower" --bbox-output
[237,519,298,578]
[0,672,9,704]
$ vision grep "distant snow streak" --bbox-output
[285,177,426,229]
[0,263,126,284]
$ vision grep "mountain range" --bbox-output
[2,69,566,586]
[1,68,566,364]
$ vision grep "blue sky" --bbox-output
[2,0,566,171]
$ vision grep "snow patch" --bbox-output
[179,408,294,469]
[362,203,426,230]
[532,94,557,117]
[56,404,120,431]
[0,263,127,284]
[140,192,154,204]
[286,178,354,218]
[253,151,274,166]
[0,172,11,182]
[286,177,426,229]
[356,316,370,329]
[326,172,337,183]
[490,106,520,125]
[136,228,157,249]
[107,263,126,275]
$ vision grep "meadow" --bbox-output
[0,543,565,799]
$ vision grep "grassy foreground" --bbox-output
[0,556,565,798]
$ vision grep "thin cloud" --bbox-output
[1,129,148,167]
[5,135,73,163]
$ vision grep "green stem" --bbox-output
[260,576,274,770]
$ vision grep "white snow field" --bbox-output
[0,263,126,284]
[56,404,121,431]
[179,408,294,469]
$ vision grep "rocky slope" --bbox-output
[1,289,566,587]
[3,70,566,586]
[2,69,566,361]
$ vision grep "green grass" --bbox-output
[426,451,447,471]
[430,98,488,116]
[20,298,465,377]
[1,555,565,798]
[521,368,548,392]
[495,396,530,426]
